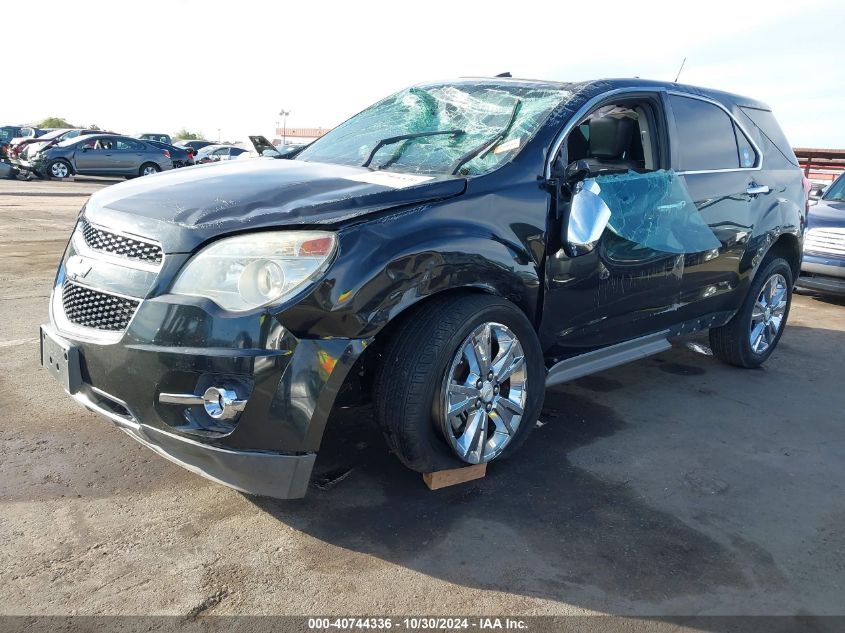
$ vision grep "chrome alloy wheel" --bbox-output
[141,165,158,176]
[51,162,68,178]
[441,322,528,464]
[749,273,788,354]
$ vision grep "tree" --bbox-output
[175,128,204,140]
[37,117,75,128]
[87,124,101,130]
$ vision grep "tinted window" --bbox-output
[230,147,246,156]
[670,95,739,171]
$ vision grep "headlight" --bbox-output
[171,231,336,312]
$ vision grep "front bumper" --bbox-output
[43,286,369,498]
[71,380,316,498]
[797,253,845,295]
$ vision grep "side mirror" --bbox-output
[565,159,592,183]
[81,146,89,152]
[565,179,612,256]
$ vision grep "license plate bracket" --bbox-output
[40,325,81,394]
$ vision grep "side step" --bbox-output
[545,331,672,387]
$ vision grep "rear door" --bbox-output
[114,137,148,173]
[667,93,763,322]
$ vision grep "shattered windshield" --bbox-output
[295,83,569,176]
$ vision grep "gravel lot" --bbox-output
[1,176,844,619]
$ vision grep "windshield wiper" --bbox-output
[449,99,522,175]
[361,129,464,168]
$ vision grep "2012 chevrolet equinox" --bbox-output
[40,77,805,498]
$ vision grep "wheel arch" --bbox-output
[333,285,519,410]
[765,232,801,281]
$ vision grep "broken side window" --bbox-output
[590,170,721,254]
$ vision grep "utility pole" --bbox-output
[279,109,290,145]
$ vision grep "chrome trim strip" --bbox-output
[159,393,205,406]
[73,387,141,431]
[544,86,764,179]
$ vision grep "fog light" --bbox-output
[202,387,246,420]
[159,387,248,421]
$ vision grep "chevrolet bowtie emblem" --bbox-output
[65,256,92,281]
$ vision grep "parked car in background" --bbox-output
[1,126,37,160]
[797,172,845,295]
[194,143,248,164]
[38,77,804,499]
[8,129,119,164]
[138,133,172,144]
[809,183,827,201]
[174,139,214,152]
[28,134,173,179]
[143,139,194,168]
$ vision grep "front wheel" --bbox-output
[48,159,71,179]
[139,162,160,177]
[373,294,545,473]
[710,256,793,368]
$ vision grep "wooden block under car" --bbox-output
[423,463,487,490]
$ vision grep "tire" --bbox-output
[139,162,160,177]
[48,159,71,179]
[373,293,545,473]
[709,256,793,368]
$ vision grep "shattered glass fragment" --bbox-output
[592,170,721,254]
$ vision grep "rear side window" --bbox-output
[116,138,145,150]
[670,95,744,171]
[739,106,799,166]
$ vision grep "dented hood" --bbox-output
[84,158,466,253]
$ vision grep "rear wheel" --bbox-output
[139,162,160,177]
[48,159,71,179]
[710,256,793,368]
[373,294,545,473]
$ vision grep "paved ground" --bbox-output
[1,176,844,621]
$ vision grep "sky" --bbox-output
[7,0,845,147]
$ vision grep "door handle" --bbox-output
[746,184,770,195]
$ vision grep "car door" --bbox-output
[666,93,762,323]
[540,92,685,356]
[111,137,148,174]
[73,138,110,174]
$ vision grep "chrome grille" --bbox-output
[805,228,845,258]
[80,219,163,265]
[61,281,140,331]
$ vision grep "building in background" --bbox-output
[273,126,330,146]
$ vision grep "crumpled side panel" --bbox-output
[593,170,721,254]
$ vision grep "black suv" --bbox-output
[40,78,805,498]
